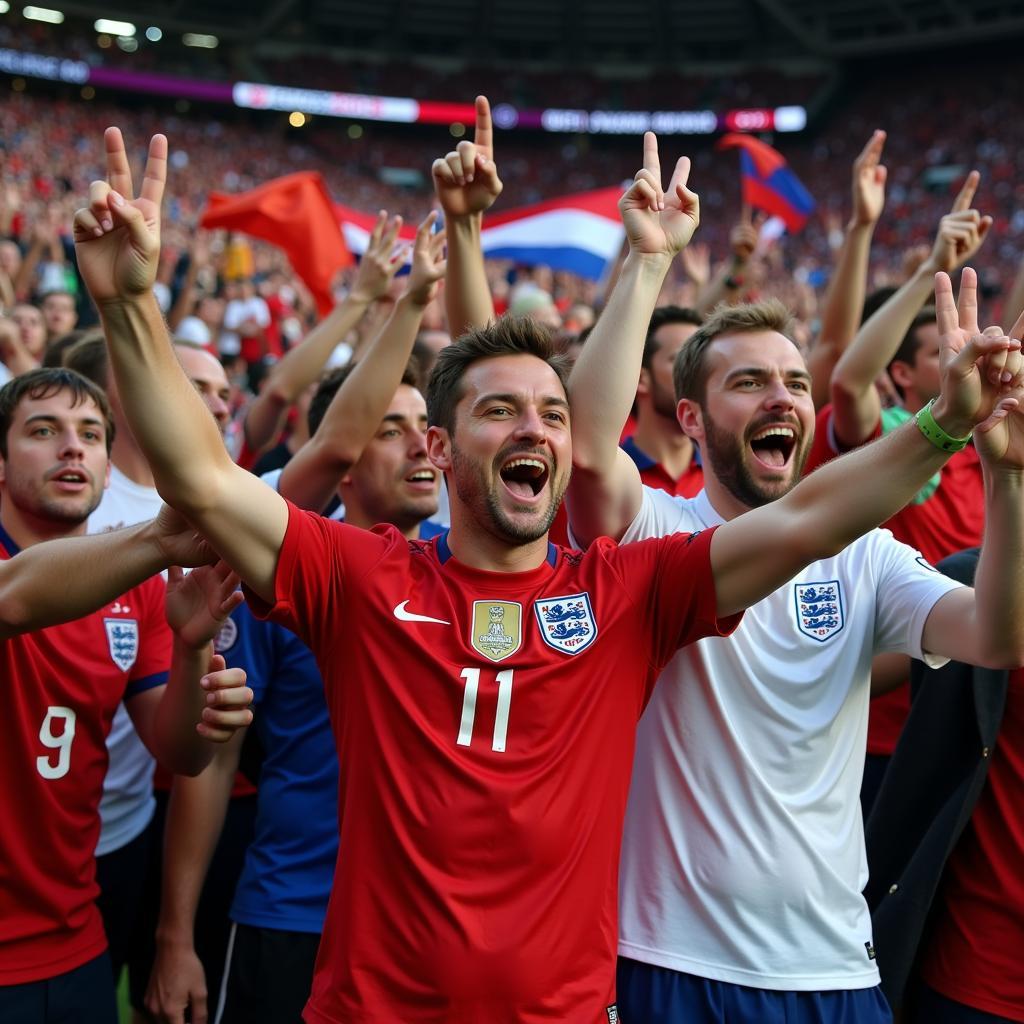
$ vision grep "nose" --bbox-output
[763,378,796,411]
[58,428,85,459]
[512,406,546,444]
[206,392,230,426]
[408,426,428,458]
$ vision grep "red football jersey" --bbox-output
[806,405,985,756]
[920,669,1024,1020]
[249,502,738,1023]
[0,528,171,985]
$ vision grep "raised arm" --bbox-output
[713,269,1021,616]
[432,95,502,335]
[73,128,287,602]
[918,305,1024,669]
[807,130,887,409]
[831,172,992,447]
[567,132,699,546]
[0,507,210,640]
[242,213,404,455]
[693,209,758,316]
[278,214,446,512]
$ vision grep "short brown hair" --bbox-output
[673,299,796,404]
[426,316,570,434]
[0,367,115,458]
[63,333,110,388]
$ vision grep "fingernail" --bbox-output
[93,226,103,237]
[110,191,125,207]
[102,218,113,231]
[200,676,210,688]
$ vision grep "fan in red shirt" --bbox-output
[78,124,1022,1023]
[0,368,254,1024]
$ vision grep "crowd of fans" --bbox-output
[1,35,1023,1024]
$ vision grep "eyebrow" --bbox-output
[723,366,813,385]
[471,392,571,412]
[24,412,105,429]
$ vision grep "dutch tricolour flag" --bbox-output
[336,186,625,282]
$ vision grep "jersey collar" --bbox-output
[435,531,558,568]
[0,522,20,556]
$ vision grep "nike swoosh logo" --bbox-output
[393,601,451,625]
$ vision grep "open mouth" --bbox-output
[499,456,550,500]
[749,426,797,470]
[51,468,89,487]
[405,467,437,489]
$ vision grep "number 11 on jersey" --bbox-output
[457,667,514,752]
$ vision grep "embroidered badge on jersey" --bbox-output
[534,592,598,655]
[104,617,139,670]
[215,615,239,654]
[470,601,522,662]
[793,580,844,642]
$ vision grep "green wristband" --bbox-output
[914,398,972,453]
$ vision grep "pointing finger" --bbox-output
[951,170,980,213]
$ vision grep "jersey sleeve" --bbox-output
[610,526,743,671]
[620,485,693,543]
[870,531,964,667]
[124,574,172,699]
[243,499,393,656]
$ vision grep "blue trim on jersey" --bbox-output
[621,434,702,471]
[436,530,558,566]
[0,522,21,555]
[124,670,169,698]
[616,959,892,1024]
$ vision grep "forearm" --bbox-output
[833,264,932,397]
[715,416,961,616]
[166,260,199,331]
[151,639,216,776]
[100,292,234,511]
[0,522,169,637]
[445,215,493,335]
[279,293,426,512]
[155,745,237,944]
[570,252,670,472]
[971,467,1024,665]
[12,240,42,301]
[808,222,874,409]
[1004,253,1024,327]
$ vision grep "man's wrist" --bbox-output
[920,398,973,449]
[625,250,673,280]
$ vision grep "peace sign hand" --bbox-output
[619,131,700,262]
[72,128,167,304]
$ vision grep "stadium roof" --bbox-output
[54,0,1024,66]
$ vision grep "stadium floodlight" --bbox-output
[23,6,64,23]
[288,111,306,127]
[145,25,161,41]
[95,18,134,35]
[0,2,10,14]
[182,32,218,48]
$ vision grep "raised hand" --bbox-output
[72,128,167,303]
[350,211,405,304]
[851,129,887,227]
[933,268,1022,437]
[431,95,503,219]
[403,211,447,307]
[680,242,710,287]
[925,171,993,274]
[196,654,253,742]
[150,504,216,569]
[165,560,243,650]
[974,303,1024,469]
[619,131,700,261]
[730,206,761,265]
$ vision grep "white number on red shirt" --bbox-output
[457,668,514,752]
[36,706,77,780]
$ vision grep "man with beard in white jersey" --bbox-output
[567,133,1024,1024]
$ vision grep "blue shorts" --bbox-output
[616,957,892,1024]
[0,952,117,1024]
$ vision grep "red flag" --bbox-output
[201,172,352,315]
